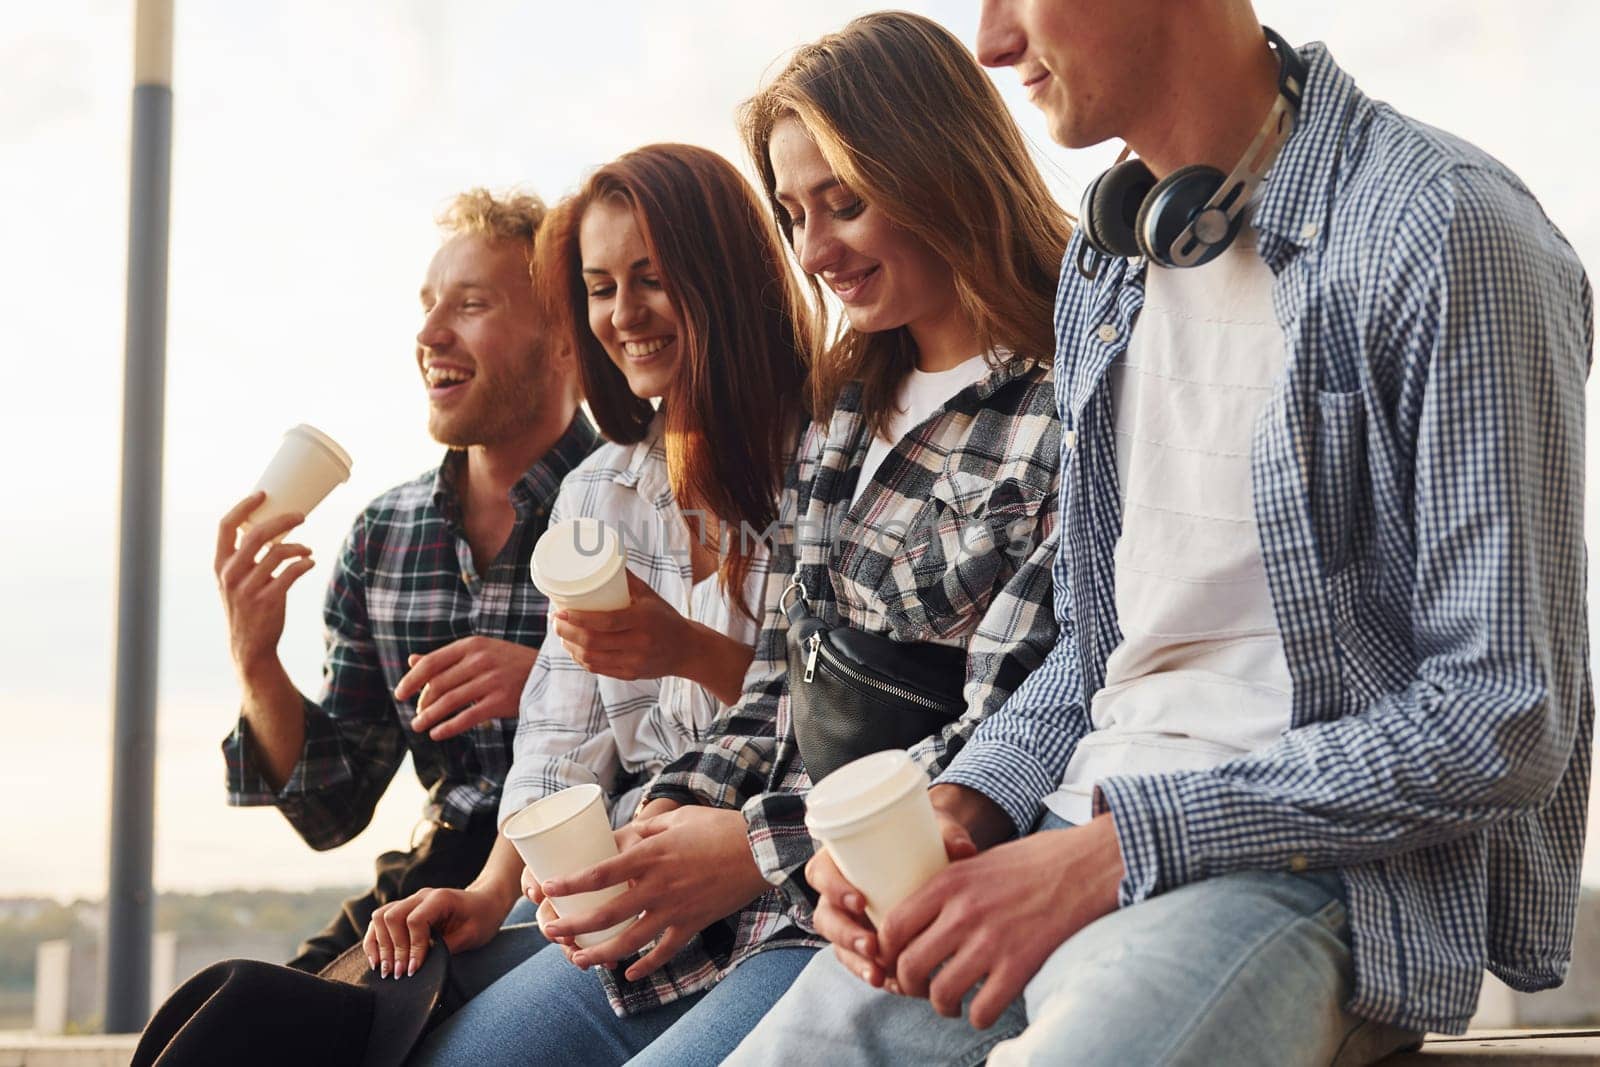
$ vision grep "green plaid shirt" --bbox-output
[224,415,600,848]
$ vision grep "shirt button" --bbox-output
[1299,222,1320,240]
[1097,323,1119,343]
[1289,854,1310,873]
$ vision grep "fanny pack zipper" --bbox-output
[813,638,952,711]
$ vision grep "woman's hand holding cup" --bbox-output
[553,572,694,681]
[538,806,770,982]
[520,863,546,907]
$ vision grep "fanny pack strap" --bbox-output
[781,568,817,629]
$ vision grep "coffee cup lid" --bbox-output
[530,518,624,600]
[805,749,928,836]
[287,423,353,473]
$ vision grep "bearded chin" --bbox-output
[426,381,543,449]
[426,406,478,449]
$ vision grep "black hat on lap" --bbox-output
[131,938,449,1067]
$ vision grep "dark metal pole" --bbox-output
[105,0,172,1034]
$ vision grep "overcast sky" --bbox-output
[2,0,1597,899]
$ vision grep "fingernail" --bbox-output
[860,967,873,982]
[367,956,376,971]
[408,959,417,977]
[380,961,389,978]
[854,937,869,954]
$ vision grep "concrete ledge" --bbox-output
[1390,1030,1600,1064]
[3,1029,1598,1066]
[0,1034,138,1067]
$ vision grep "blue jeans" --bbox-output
[439,895,549,1004]
[728,813,1422,1067]
[411,941,819,1066]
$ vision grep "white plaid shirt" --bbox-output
[939,41,1594,1035]
[498,415,780,1016]
[648,354,1062,952]
[499,416,771,823]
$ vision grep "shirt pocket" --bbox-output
[885,471,1049,639]
[1310,389,1368,576]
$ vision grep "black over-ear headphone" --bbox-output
[1077,26,1307,276]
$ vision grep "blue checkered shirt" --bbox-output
[939,41,1594,1034]
[224,415,601,848]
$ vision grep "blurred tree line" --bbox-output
[0,888,359,993]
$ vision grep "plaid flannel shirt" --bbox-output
[223,415,601,848]
[491,417,787,1018]
[499,416,771,825]
[648,354,1062,925]
[939,41,1594,1035]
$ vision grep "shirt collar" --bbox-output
[611,411,667,489]
[836,348,1041,414]
[517,412,602,507]
[1250,41,1361,265]
[430,411,601,517]
[965,348,1040,404]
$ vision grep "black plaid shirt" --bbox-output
[632,355,1061,1011]
[224,415,601,849]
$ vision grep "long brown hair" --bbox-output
[534,144,812,618]
[742,11,1072,434]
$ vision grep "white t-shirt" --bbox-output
[1044,224,1294,824]
[851,353,992,506]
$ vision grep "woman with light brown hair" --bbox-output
[418,11,1071,1066]
[746,9,1068,438]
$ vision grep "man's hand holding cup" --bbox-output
[214,494,315,681]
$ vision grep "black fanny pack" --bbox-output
[783,573,968,782]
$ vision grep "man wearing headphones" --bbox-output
[733,3,1593,1064]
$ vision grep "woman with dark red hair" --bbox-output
[378,142,819,1063]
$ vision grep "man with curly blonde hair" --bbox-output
[215,188,598,974]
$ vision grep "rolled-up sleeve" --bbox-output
[222,513,406,851]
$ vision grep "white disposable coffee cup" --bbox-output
[530,517,631,612]
[805,749,949,927]
[502,783,635,949]
[248,424,352,529]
